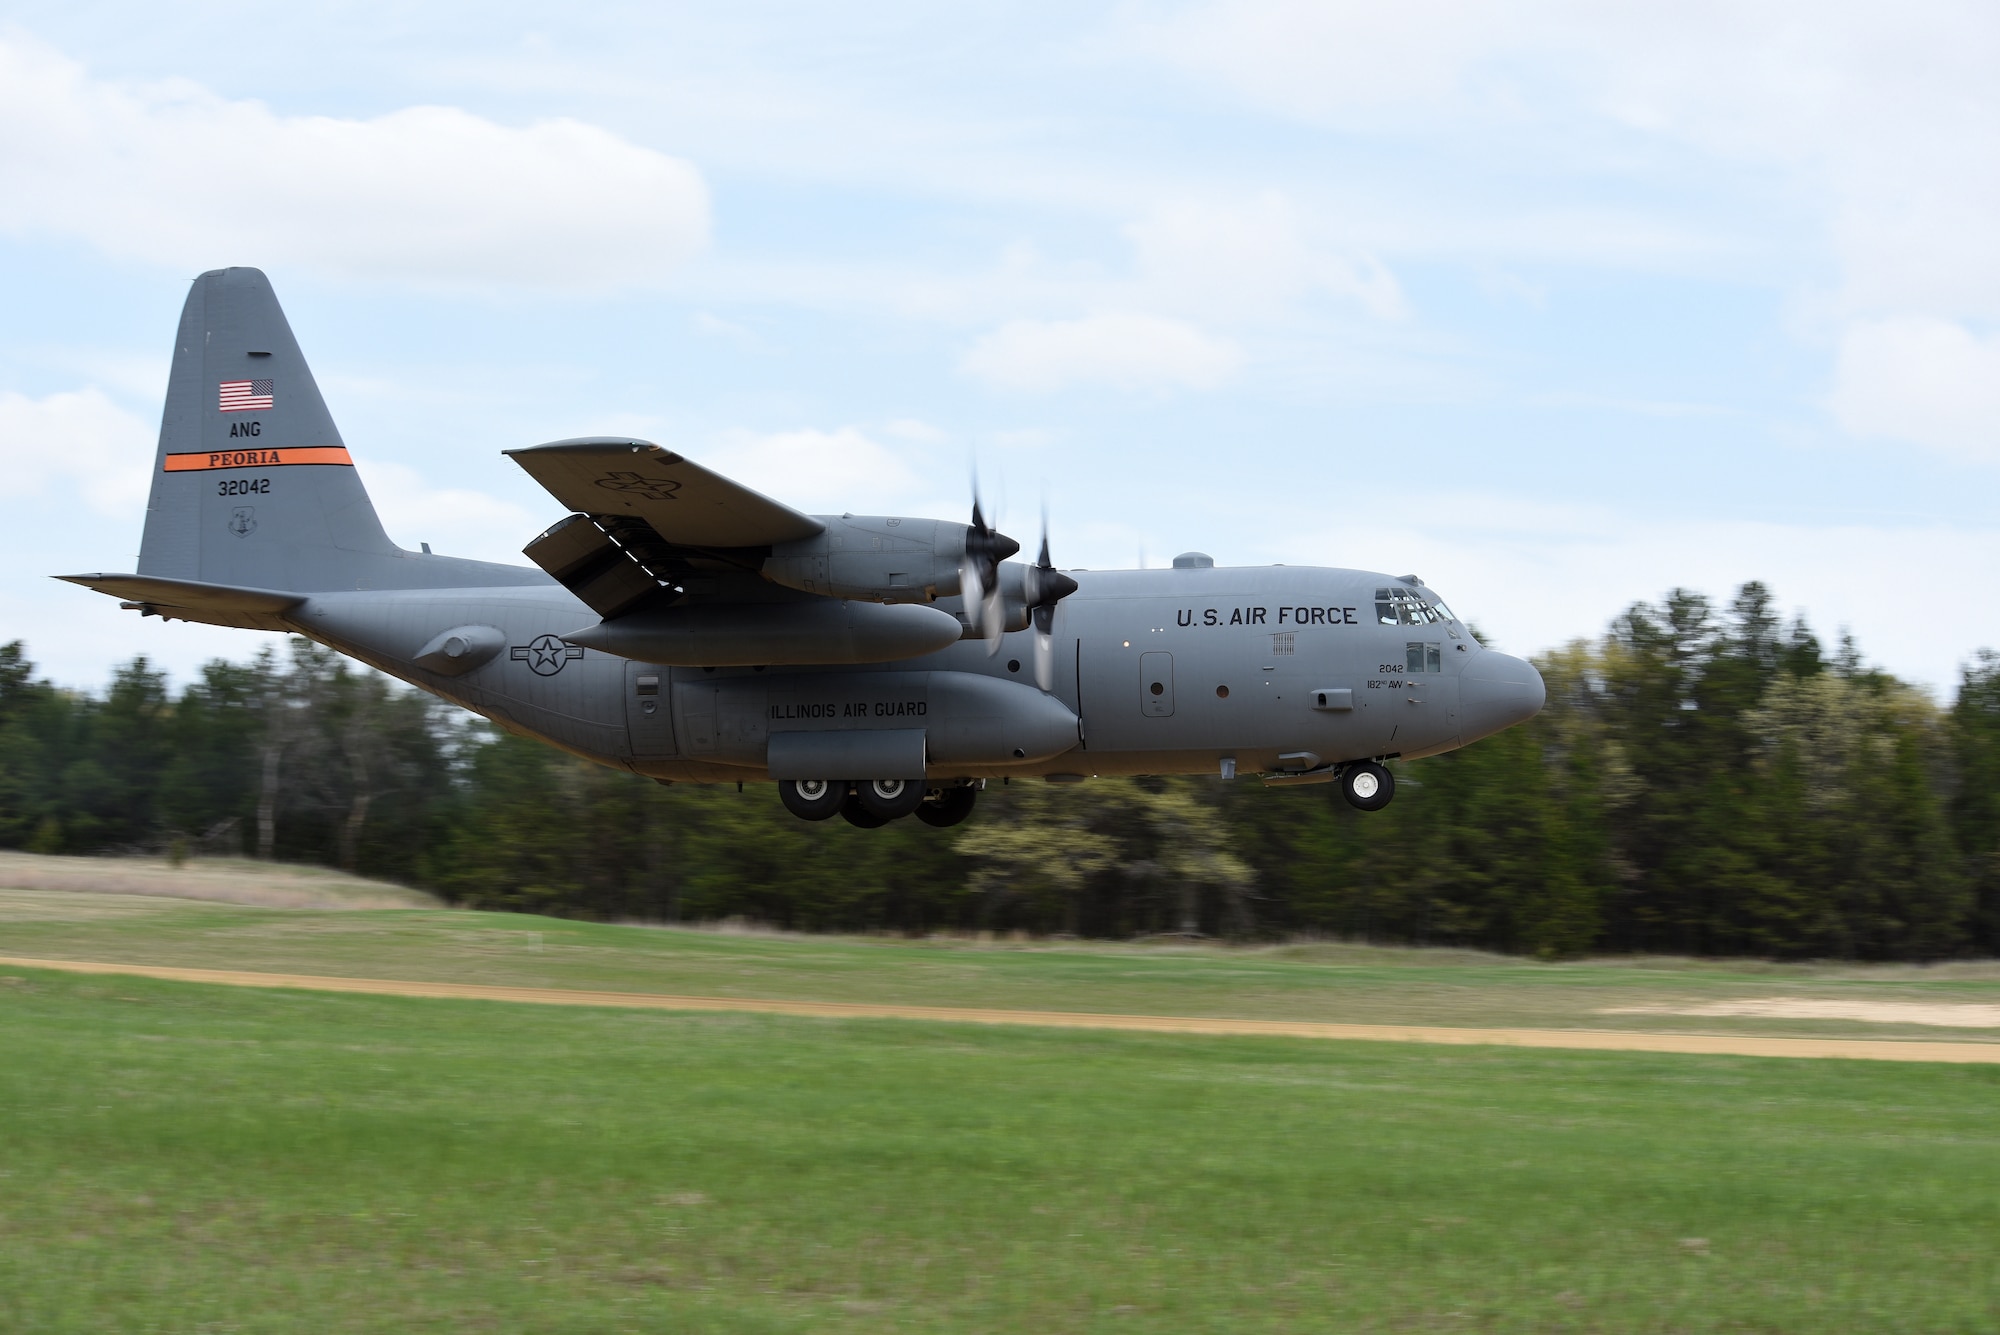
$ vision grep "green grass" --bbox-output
[2,966,1997,1333]
[6,879,2000,1041]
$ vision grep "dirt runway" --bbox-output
[5,955,1999,1064]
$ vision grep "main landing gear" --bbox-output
[1340,761,1395,812]
[777,779,979,828]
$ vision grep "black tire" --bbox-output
[778,778,845,821]
[914,784,978,828]
[839,791,891,828]
[855,777,926,820]
[1341,761,1396,812]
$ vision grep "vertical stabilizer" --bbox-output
[139,267,399,590]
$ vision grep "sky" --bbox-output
[2,1,1997,694]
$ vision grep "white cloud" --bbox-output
[352,459,542,565]
[883,418,949,443]
[1262,496,2000,690]
[0,387,152,517]
[1134,3,2000,312]
[0,35,709,290]
[1133,0,1528,126]
[691,312,761,347]
[1127,193,1406,321]
[1828,318,2000,463]
[703,426,934,516]
[960,313,1243,393]
[988,427,1055,453]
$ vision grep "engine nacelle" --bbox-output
[943,564,1032,638]
[762,515,984,605]
[560,599,964,666]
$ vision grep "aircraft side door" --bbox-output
[671,673,717,755]
[1389,637,1462,757]
[626,660,677,756]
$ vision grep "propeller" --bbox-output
[1022,507,1079,690]
[958,489,1018,656]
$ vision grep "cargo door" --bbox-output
[1140,651,1175,718]
[627,661,677,756]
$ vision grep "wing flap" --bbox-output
[521,513,664,618]
[506,438,824,548]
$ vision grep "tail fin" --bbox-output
[138,267,399,590]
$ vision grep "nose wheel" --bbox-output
[1341,761,1395,812]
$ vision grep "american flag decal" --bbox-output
[218,379,274,412]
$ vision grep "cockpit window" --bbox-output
[1378,587,1463,641]
[1376,587,1447,627]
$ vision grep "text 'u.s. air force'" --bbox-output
[1176,605,1359,627]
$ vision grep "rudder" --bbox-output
[139,268,399,591]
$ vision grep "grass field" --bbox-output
[3,964,1998,1333]
[4,862,2000,1330]
[5,855,2000,1043]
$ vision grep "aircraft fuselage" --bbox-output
[293,562,1544,785]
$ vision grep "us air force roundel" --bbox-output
[510,634,584,676]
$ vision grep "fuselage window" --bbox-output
[1405,642,1443,673]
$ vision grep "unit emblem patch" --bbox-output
[594,471,682,501]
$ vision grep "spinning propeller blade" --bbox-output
[1023,507,1077,692]
[958,484,1017,656]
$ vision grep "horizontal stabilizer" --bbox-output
[507,438,825,549]
[57,573,303,631]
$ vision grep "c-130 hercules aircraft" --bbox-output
[64,268,1545,828]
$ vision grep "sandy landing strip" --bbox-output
[1603,998,2000,1028]
[6,956,2000,1065]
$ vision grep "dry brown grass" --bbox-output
[0,851,439,911]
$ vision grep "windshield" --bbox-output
[1375,587,1451,626]
[1376,586,1462,640]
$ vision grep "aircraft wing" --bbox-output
[56,574,302,631]
[505,438,824,549]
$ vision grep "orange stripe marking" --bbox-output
[164,447,353,472]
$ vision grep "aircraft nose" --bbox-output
[1458,649,1545,742]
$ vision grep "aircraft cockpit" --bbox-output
[1375,586,1461,636]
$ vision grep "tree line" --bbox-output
[4,580,1997,959]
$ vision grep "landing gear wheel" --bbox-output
[914,784,979,828]
[855,777,926,821]
[1341,761,1396,812]
[779,778,845,821]
[839,790,891,828]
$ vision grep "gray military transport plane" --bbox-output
[63,268,1545,828]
